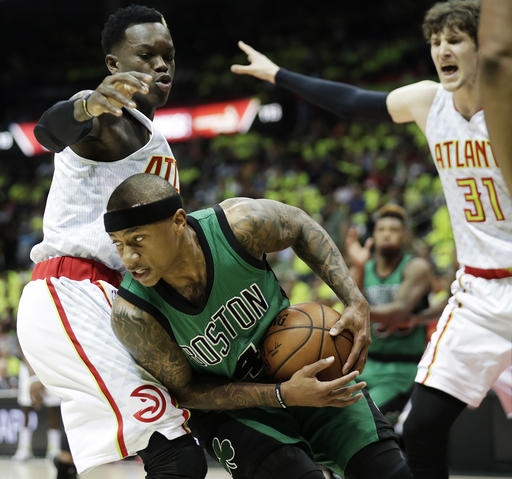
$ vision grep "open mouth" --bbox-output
[131,268,150,280]
[155,76,172,92]
[441,65,458,75]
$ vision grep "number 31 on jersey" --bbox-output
[457,177,505,222]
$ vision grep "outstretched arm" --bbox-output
[222,198,371,374]
[111,295,365,410]
[231,41,389,121]
[479,0,512,196]
[34,71,151,153]
[231,41,438,128]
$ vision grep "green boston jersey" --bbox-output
[364,254,428,360]
[118,204,290,381]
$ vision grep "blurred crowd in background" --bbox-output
[0,0,455,390]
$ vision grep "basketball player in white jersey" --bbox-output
[231,1,511,477]
[16,5,206,478]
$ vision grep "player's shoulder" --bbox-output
[389,80,439,107]
[403,256,432,277]
[387,80,440,130]
[405,79,439,94]
[218,197,268,220]
[219,197,251,211]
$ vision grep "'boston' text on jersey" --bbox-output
[179,283,269,367]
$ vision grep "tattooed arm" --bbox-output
[111,294,365,409]
[221,198,371,373]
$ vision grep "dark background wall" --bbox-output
[1,0,435,125]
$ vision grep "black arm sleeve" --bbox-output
[34,100,93,153]
[275,68,391,121]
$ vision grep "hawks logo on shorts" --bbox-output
[130,385,167,423]
[212,437,238,475]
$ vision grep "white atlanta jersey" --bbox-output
[31,108,179,271]
[425,86,512,269]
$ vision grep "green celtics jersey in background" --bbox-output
[118,204,289,381]
[364,254,428,360]
[360,253,430,410]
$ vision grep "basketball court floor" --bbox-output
[0,457,511,479]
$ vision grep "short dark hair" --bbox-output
[422,0,480,46]
[107,173,180,211]
[375,204,407,225]
[101,4,167,54]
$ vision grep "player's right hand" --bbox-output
[85,72,152,117]
[231,41,280,83]
[280,358,366,408]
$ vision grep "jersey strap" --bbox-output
[31,256,122,287]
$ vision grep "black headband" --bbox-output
[104,195,183,233]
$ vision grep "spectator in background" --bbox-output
[346,205,432,421]
[13,359,61,462]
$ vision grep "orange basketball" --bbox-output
[261,302,354,381]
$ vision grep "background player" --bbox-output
[231,1,512,477]
[105,172,411,479]
[345,205,432,419]
[16,5,206,478]
[479,0,512,194]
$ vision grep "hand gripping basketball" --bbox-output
[261,302,354,381]
[261,303,366,408]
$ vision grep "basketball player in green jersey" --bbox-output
[346,205,432,419]
[104,173,412,479]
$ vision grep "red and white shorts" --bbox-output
[417,266,512,408]
[17,257,191,473]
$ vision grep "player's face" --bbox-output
[110,220,179,287]
[430,27,477,92]
[373,217,405,256]
[114,22,175,107]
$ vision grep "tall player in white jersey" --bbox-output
[17,5,206,478]
[231,1,511,478]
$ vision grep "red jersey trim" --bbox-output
[421,305,458,384]
[32,257,122,288]
[464,265,512,279]
[45,278,128,458]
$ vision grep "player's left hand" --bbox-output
[329,299,371,374]
[30,380,46,409]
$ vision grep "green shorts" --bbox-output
[219,389,395,476]
[359,358,417,408]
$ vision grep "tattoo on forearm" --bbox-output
[185,379,279,409]
[112,298,279,410]
[111,299,191,388]
[232,199,363,305]
[294,217,362,305]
